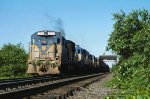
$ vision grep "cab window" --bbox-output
[57,38,60,44]
[78,49,80,53]
[62,37,65,45]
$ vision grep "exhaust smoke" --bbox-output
[45,14,66,37]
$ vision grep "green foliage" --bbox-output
[0,65,26,77]
[36,60,42,66]
[30,60,36,66]
[107,9,150,97]
[0,43,28,66]
[45,60,51,66]
[108,9,150,58]
[39,61,49,73]
[0,43,28,78]
[51,62,60,68]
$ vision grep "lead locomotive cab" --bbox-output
[27,30,66,74]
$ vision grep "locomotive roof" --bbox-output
[66,40,75,45]
[75,45,90,54]
[32,30,63,37]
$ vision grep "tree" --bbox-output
[108,9,150,59]
[107,9,150,95]
[0,43,28,77]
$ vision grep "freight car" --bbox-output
[27,30,109,75]
[99,57,110,72]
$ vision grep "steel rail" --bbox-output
[0,73,104,99]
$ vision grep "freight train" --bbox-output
[27,30,109,75]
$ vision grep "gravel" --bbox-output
[67,73,115,99]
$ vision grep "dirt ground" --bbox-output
[67,73,115,99]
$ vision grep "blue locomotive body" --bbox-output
[27,30,109,74]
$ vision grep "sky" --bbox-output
[0,0,150,67]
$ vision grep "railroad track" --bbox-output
[0,76,60,91]
[0,74,82,90]
[30,73,107,99]
[0,73,107,99]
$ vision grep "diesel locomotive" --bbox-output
[27,30,109,75]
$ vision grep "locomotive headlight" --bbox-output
[48,32,55,35]
[56,56,59,60]
[37,32,45,35]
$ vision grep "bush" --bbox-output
[0,64,27,77]
[0,43,28,78]
[107,9,150,97]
